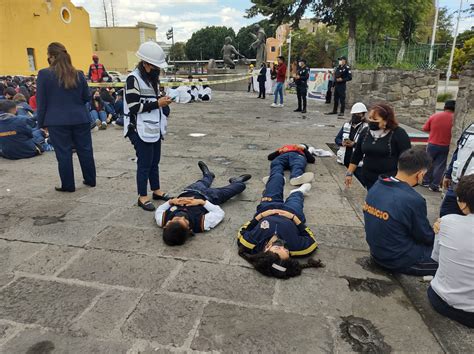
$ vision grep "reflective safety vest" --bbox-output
[89,63,105,83]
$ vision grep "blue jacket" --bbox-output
[364,177,434,270]
[0,112,38,159]
[36,68,91,128]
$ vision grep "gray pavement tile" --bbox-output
[0,277,101,329]
[78,190,137,207]
[309,224,368,250]
[121,292,202,346]
[191,302,333,352]
[106,206,158,229]
[59,249,179,289]
[166,261,275,305]
[0,240,43,272]
[0,328,130,353]
[15,245,79,275]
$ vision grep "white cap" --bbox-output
[136,41,168,68]
[350,102,368,114]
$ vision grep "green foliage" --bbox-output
[437,93,453,102]
[169,42,187,61]
[456,30,474,48]
[437,36,474,74]
[185,26,235,60]
[235,19,275,59]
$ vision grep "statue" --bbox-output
[249,24,267,68]
[221,36,245,69]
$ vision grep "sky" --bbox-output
[72,0,473,43]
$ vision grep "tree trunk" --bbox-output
[397,41,406,63]
[348,14,356,66]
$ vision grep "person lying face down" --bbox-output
[264,143,317,186]
[237,168,323,279]
[155,161,251,246]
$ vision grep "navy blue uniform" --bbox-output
[332,64,352,114]
[0,113,39,159]
[364,177,437,275]
[295,66,310,111]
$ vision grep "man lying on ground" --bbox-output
[155,161,251,246]
[364,148,438,276]
[238,167,322,279]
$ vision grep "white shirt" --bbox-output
[155,200,225,231]
[431,214,474,312]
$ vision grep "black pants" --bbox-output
[333,84,346,113]
[49,123,96,191]
[325,81,333,103]
[296,87,307,110]
[258,81,265,98]
[428,286,474,328]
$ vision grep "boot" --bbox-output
[229,174,252,184]
[198,161,215,179]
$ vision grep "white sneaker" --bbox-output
[262,175,287,184]
[289,183,312,196]
[278,104,284,108]
[290,172,314,186]
[271,103,278,108]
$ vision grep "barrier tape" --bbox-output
[88,74,254,88]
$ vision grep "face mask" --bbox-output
[93,59,99,64]
[338,60,343,65]
[47,57,52,65]
[174,211,189,221]
[368,122,381,131]
[94,96,100,101]
[148,68,160,80]
[272,238,288,249]
[352,114,362,124]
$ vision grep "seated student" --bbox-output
[197,80,212,102]
[0,100,42,159]
[89,90,111,130]
[365,148,437,276]
[155,161,251,246]
[238,169,322,279]
[263,144,316,186]
[429,174,474,328]
[13,93,34,117]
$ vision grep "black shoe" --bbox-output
[229,174,252,184]
[138,199,156,211]
[294,108,302,112]
[325,111,337,115]
[55,187,75,192]
[152,192,172,201]
[301,110,307,114]
[83,180,96,187]
[198,161,215,179]
[338,112,344,117]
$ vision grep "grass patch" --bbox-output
[437,92,453,102]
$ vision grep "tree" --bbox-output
[437,37,474,74]
[185,26,236,60]
[169,42,187,61]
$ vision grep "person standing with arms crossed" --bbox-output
[293,59,310,114]
[326,56,352,117]
[36,42,96,192]
[271,56,287,108]
[124,42,173,211]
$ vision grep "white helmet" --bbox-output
[136,41,168,68]
[350,102,368,114]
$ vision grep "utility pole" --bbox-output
[287,29,292,83]
[445,0,463,93]
[428,0,439,66]
[167,27,175,80]
[110,0,116,27]
[102,0,109,27]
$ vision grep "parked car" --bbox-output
[107,71,128,82]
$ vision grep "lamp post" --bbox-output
[429,0,439,66]
[445,0,463,93]
[287,29,292,83]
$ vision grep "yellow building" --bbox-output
[91,22,158,72]
[266,38,281,63]
[0,0,92,75]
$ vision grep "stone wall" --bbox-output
[346,69,438,129]
[450,64,474,151]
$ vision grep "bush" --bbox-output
[437,92,453,102]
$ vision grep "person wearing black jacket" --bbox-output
[345,103,411,190]
[326,56,352,117]
[294,59,310,113]
[257,62,267,99]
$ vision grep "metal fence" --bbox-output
[336,42,445,68]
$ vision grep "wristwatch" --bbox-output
[345,172,353,177]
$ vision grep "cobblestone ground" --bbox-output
[0,91,472,353]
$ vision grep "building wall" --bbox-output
[0,0,92,75]
[266,38,281,63]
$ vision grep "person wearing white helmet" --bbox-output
[335,102,368,184]
[124,41,173,211]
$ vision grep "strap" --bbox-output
[254,209,302,225]
[461,151,474,178]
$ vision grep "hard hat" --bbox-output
[92,54,99,59]
[249,64,254,68]
[136,41,167,68]
[274,60,278,65]
[350,102,368,114]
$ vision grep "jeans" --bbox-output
[274,82,284,104]
[48,123,96,191]
[129,131,161,196]
[256,169,306,223]
[428,286,474,328]
[296,86,307,110]
[423,143,449,190]
[440,187,463,217]
[184,173,246,205]
[333,84,346,113]
[397,247,438,276]
[270,152,307,179]
[90,110,107,123]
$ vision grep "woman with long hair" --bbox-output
[36,42,96,192]
[123,41,172,211]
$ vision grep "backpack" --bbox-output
[452,123,474,183]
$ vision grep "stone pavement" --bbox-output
[0,91,472,353]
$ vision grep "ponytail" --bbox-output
[47,42,78,89]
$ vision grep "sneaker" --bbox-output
[95,119,101,128]
[278,104,284,108]
[421,183,430,188]
[290,172,314,186]
[429,187,440,192]
[289,183,312,196]
[100,121,107,130]
[262,176,287,184]
[271,103,278,107]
